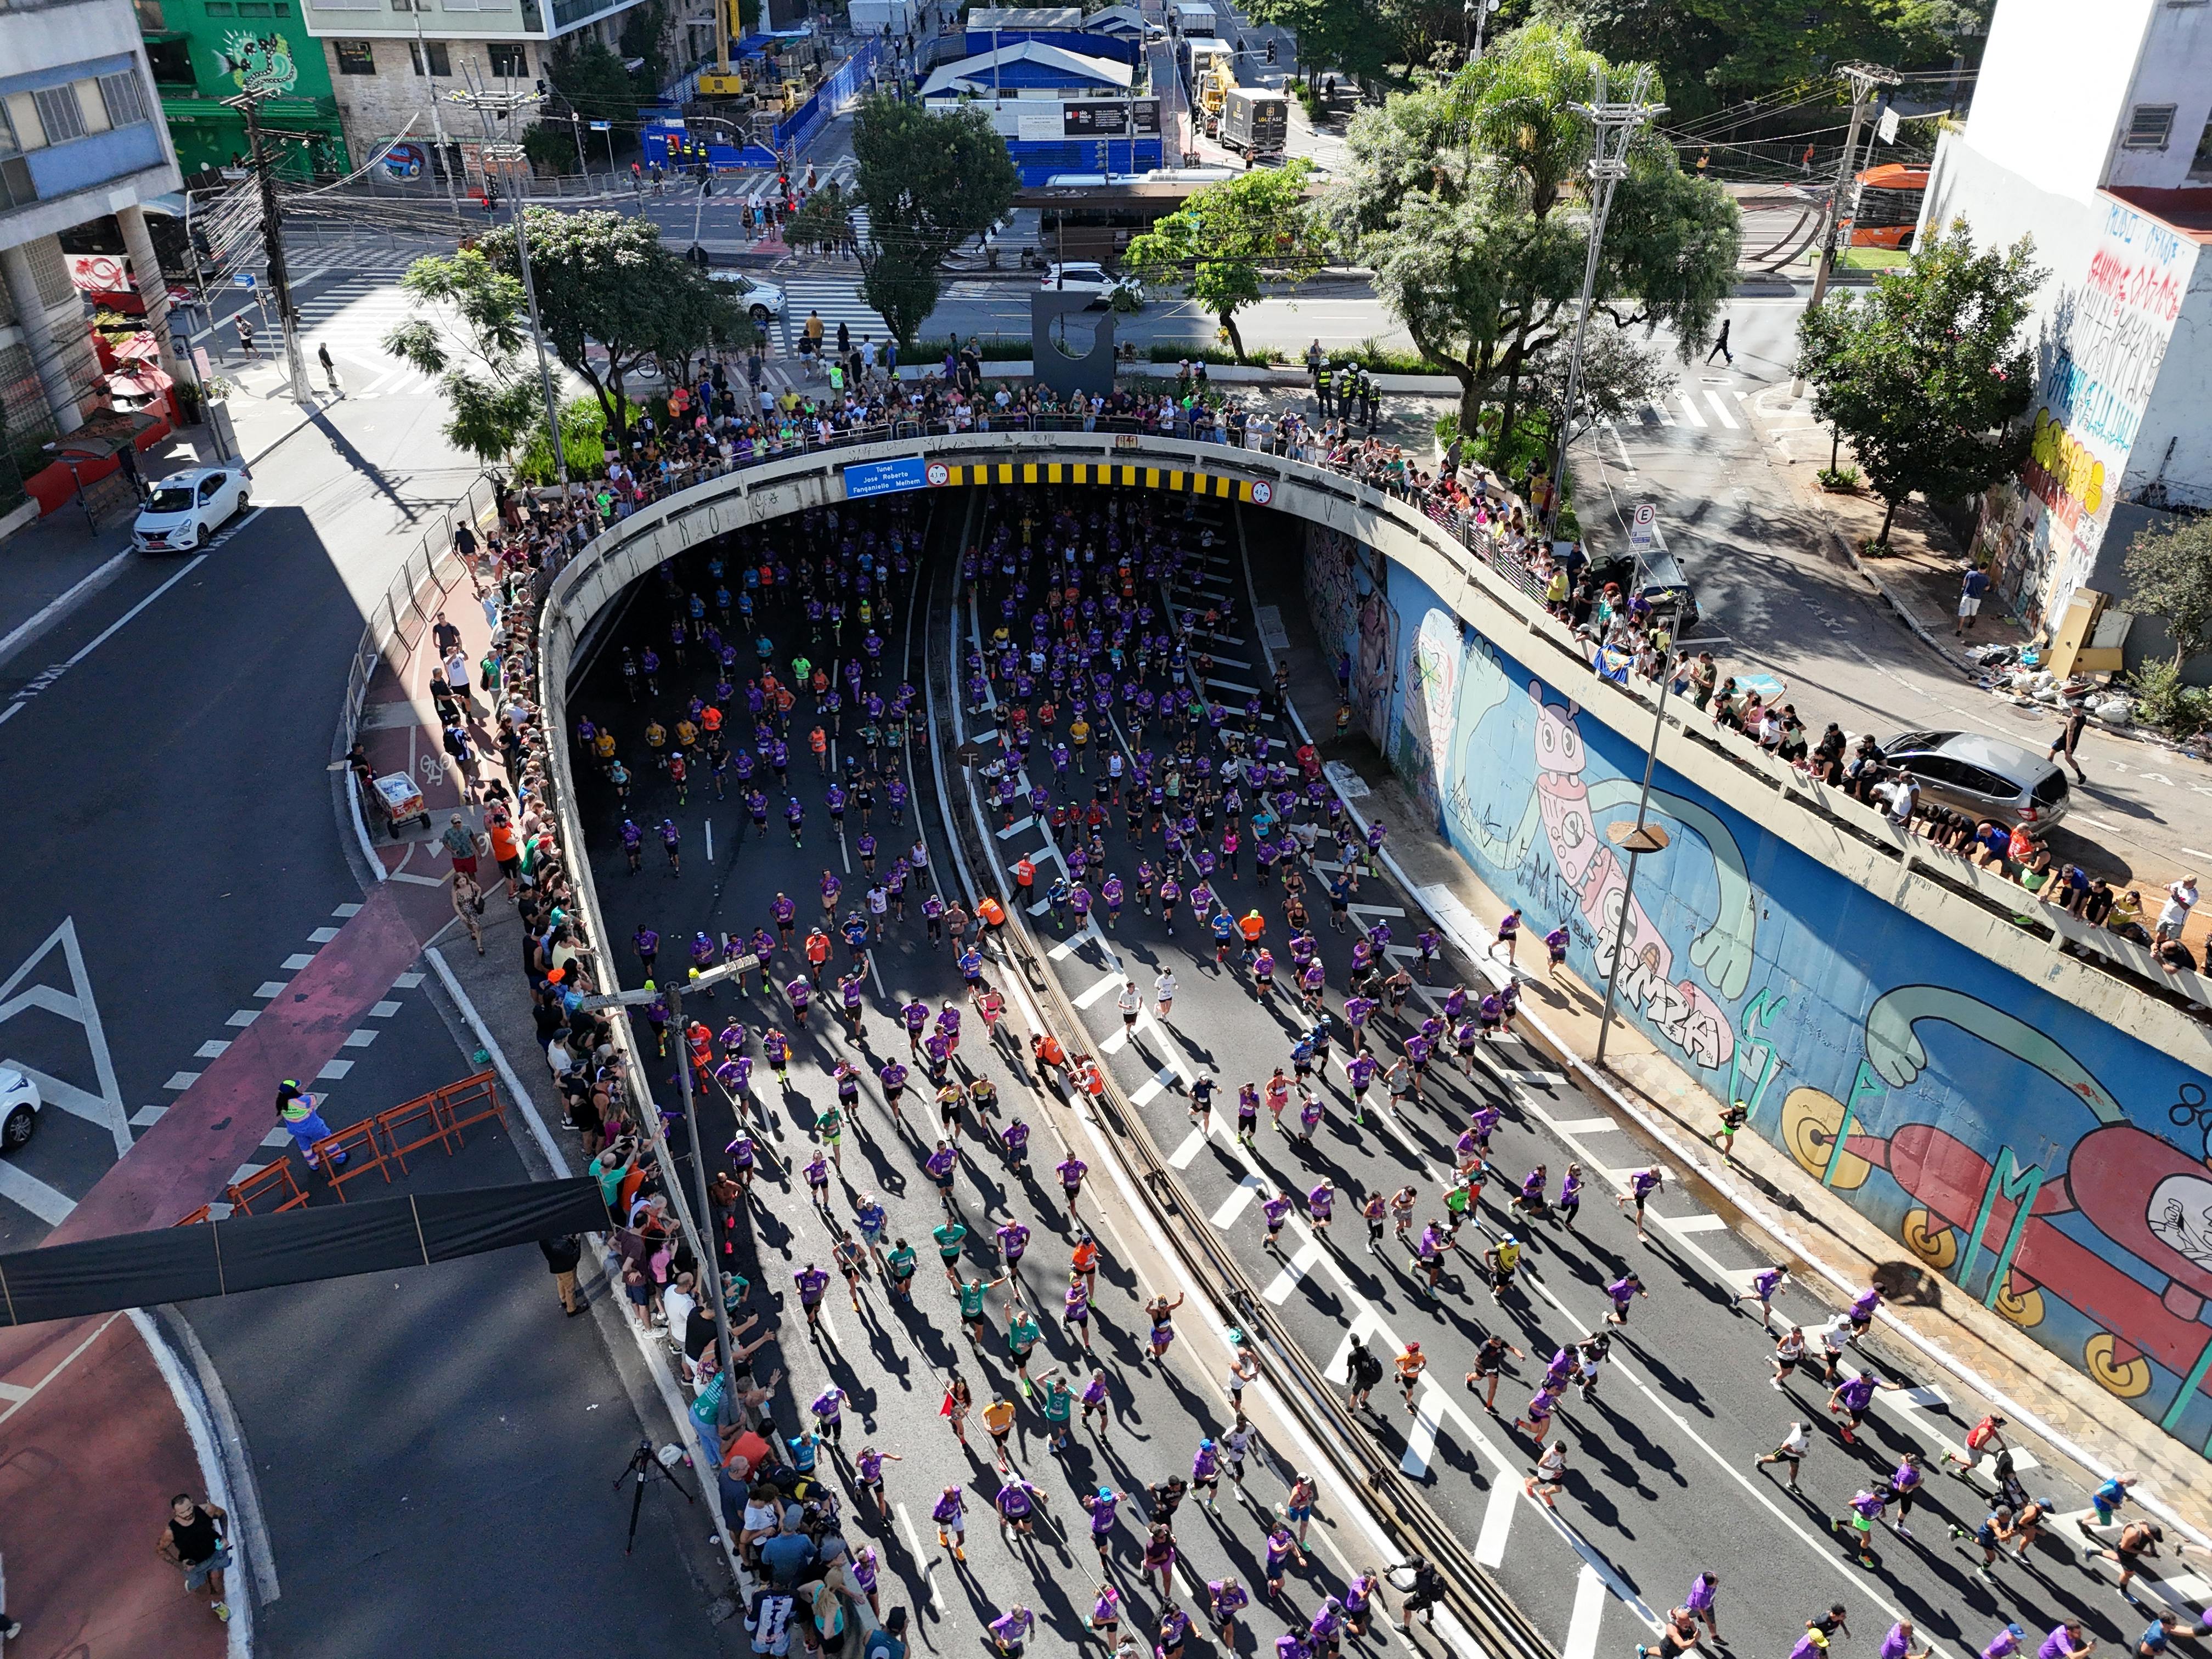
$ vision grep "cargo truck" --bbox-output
[1219,87,1288,156]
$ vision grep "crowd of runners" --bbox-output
[544,478,2207,1659]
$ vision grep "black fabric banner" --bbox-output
[0,1178,608,1327]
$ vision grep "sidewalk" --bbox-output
[1260,549,2212,1543]
[0,425,215,663]
[0,1317,229,1659]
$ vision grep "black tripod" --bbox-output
[617,1437,692,1555]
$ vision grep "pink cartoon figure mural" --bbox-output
[1526,682,1735,1070]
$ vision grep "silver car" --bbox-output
[1880,730,2070,835]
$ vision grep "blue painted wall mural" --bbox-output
[1303,523,2212,1453]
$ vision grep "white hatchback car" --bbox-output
[709,269,788,326]
[1,1066,41,1152]
[1040,262,1144,308]
[132,465,251,553]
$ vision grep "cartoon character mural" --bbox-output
[1780,989,2212,1438]
[1335,538,2212,1452]
[219,30,299,97]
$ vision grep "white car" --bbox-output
[709,269,788,326]
[132,465,251,553]
[1040,262,1144,308]
[1,1067,40,1152]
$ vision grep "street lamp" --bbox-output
[480,140,569,486]
[577,950,760,1393]
[1593,598,1681,1069]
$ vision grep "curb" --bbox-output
[1228,508,2212,1552]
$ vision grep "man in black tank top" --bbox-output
[157,1493,233,1624]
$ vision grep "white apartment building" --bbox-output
[1920,0,2212,673]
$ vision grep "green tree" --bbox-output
[842,96,1019,348]
[478,210,753,449]
[2123,515,2212,667]
[1122,160,1333,360]
[522,121,580,176]
[1243,0,1396,88]
[550,41,640,125]
[1796,219,2041,545]
[382,247,545,466]
[786,181,854,259]
[1533,0,1963,118]
[1328,23,1740,458]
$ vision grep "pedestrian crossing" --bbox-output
[287,276,443,397]
[780,275,892,347]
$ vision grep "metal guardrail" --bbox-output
[339,470,501,758]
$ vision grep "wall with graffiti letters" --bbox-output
[1305,528,2212,1456]
[1977,195,2200,631]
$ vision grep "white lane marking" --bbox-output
[0,546,134,670]
[195,1040,230,1059]
[1209,1173,1266,1227]
[896,1502,945,1616]
[1075,970,1124,1009]
[1675,393,1707,428]
[1476,1471,1519,1567]
[1400,1380,1444,1476]
[282,953,317,970]
[332,903,362,917]
[392,972,425,989]
[164,1070,200,1089]
[0,546,217,727]
[1565,1563,1609,1659]
[316,1059,354,1080]
[1549,1116,1620,1134]
[1661,1212,1728,1234]
[224,1009,259,1028]
[0,1157,76,1224]
[130,1104,166,1126]
[1261,1237,1325,1304]
[1130,1068,1177,1108]
[1169,1127,1206,1168]
[1705,391,1740,429]
[252,981,289,997]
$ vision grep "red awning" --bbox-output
[112,332,161,363]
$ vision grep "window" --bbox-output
[488,43,528,77]
[2123,103,2176,149]
[205,1,234,9]
[2192,115,2212,178]
[32,84,87,145]
[410,40,452,75]
[335,38,376,72]
[3,93,43,150]
[238,2,272,12]
[75,77,113,134]
[146,37,194,82]
[99,71,150,128]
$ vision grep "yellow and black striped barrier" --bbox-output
[924,458,1276,505]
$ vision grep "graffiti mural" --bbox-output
[1346,544,2212,1454]
[1977,197,2197,630]
[1304,523,1396,749]
[219,30,299,96]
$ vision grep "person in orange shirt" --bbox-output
[1239,909,1266,947]
[805,928,832,985]
[1013,857,1036,898]
[487,816,521,899]
[811,726,830,771]
[1031,1029,1065,1084]
[977,894,1007,928]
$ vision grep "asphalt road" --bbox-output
[563,497,1443,1659]
[916,477,2196,1659]
[1573,296,2212,907]
[0,383,744,1655]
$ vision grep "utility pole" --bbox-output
[223,91,316,404]
[1544,66,1663,534]
[413,4,462,213]
[1808,62,1899,309]
[454,80,568,486]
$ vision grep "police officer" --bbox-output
[1314,357,1333,416]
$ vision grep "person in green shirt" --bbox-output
[1034,1369,1074,1449]
[816,1103,843,1168]
[957,1273,1006,1346]
[932,1220,967,1284]
[1444,1178,1474,1236]
[1005,1301,1043,1394]
[885,1238,918,1305]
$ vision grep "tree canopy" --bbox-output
[1796,218,2041,544]
[2123,515,2212,668]
[1121,160,1333,360]
[1328,23,1739,466]
[478,209,754,448]
[383,247,544,466]
[549,40,641,126]
[845,97,1019,348]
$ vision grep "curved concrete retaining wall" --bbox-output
[535,430,2212,1457]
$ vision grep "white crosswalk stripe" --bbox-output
[288,277,439,395]
[780,275,891,343]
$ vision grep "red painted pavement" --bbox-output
[0,1315,226,1659]
[48,877,450,1244]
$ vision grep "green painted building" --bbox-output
[137,0,349,178]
